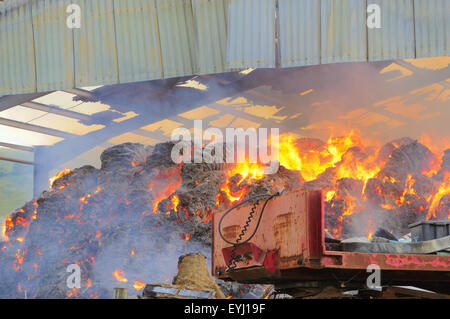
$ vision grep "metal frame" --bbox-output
[21,101,90,121]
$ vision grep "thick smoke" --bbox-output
[1,61,449,298]
[0,143,213,298]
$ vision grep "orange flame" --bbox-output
[113,270,128,283]
[427,172,450,220]
[133,281,146,291]
[149,167,182,213]
[49,168,72,188]
[1,216,10,242]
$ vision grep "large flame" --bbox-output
[428,171,450,220]
[216,131,449,239]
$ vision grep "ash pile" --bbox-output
[0,142,295,299]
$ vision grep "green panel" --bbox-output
[321,0,367,64]
[192,0,228,74]
[32,0,75,92]
[0,0,36,95]
[73,0,119,87]
[156,0,198,78]
[114,0,163,83]
[227,0,276,68]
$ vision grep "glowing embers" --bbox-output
[149,167,182,214]
[1,207,33,243]
[13,248,27,272]
[49,168,72,189]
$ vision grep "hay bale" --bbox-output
[172,253,225,299]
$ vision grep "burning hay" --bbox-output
[0,131,449,298]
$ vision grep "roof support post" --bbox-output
[33,146,50,197]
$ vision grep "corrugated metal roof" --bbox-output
[414,0,450,58]
[227,0,276,68]
[278,0,321,67]
[368,0,415,61]
[192,0,229,74]
[32,0,75,92]
[73,0,119,87]
[321,0,367,64]
[0,0,36,95]
[156,0,198,78]
[113,0,163,83]
[0,0,449,95]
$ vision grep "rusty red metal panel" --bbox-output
[306,190,323,260]
[222,243,265,269]
[212,190,312,278]
[322,251,450,271]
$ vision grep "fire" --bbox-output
[325,190,335,201]
[1,216,11,242]
[14,249,26,272]
[215,130,449,239]
[113,270,128,283]
[67,288,78,298]
[149,167,182,213]
[397,174,416,206]
[427,172,450,220]
[366,216,376,240]
[0,127,447,298]
[169,194,180,214]
[218,162,266,204]
[133,281,146,291]
[277,131,379,183]
[49,168,72,187]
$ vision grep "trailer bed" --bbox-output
[212,190,450,295]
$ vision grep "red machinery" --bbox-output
[212,190,450,297]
